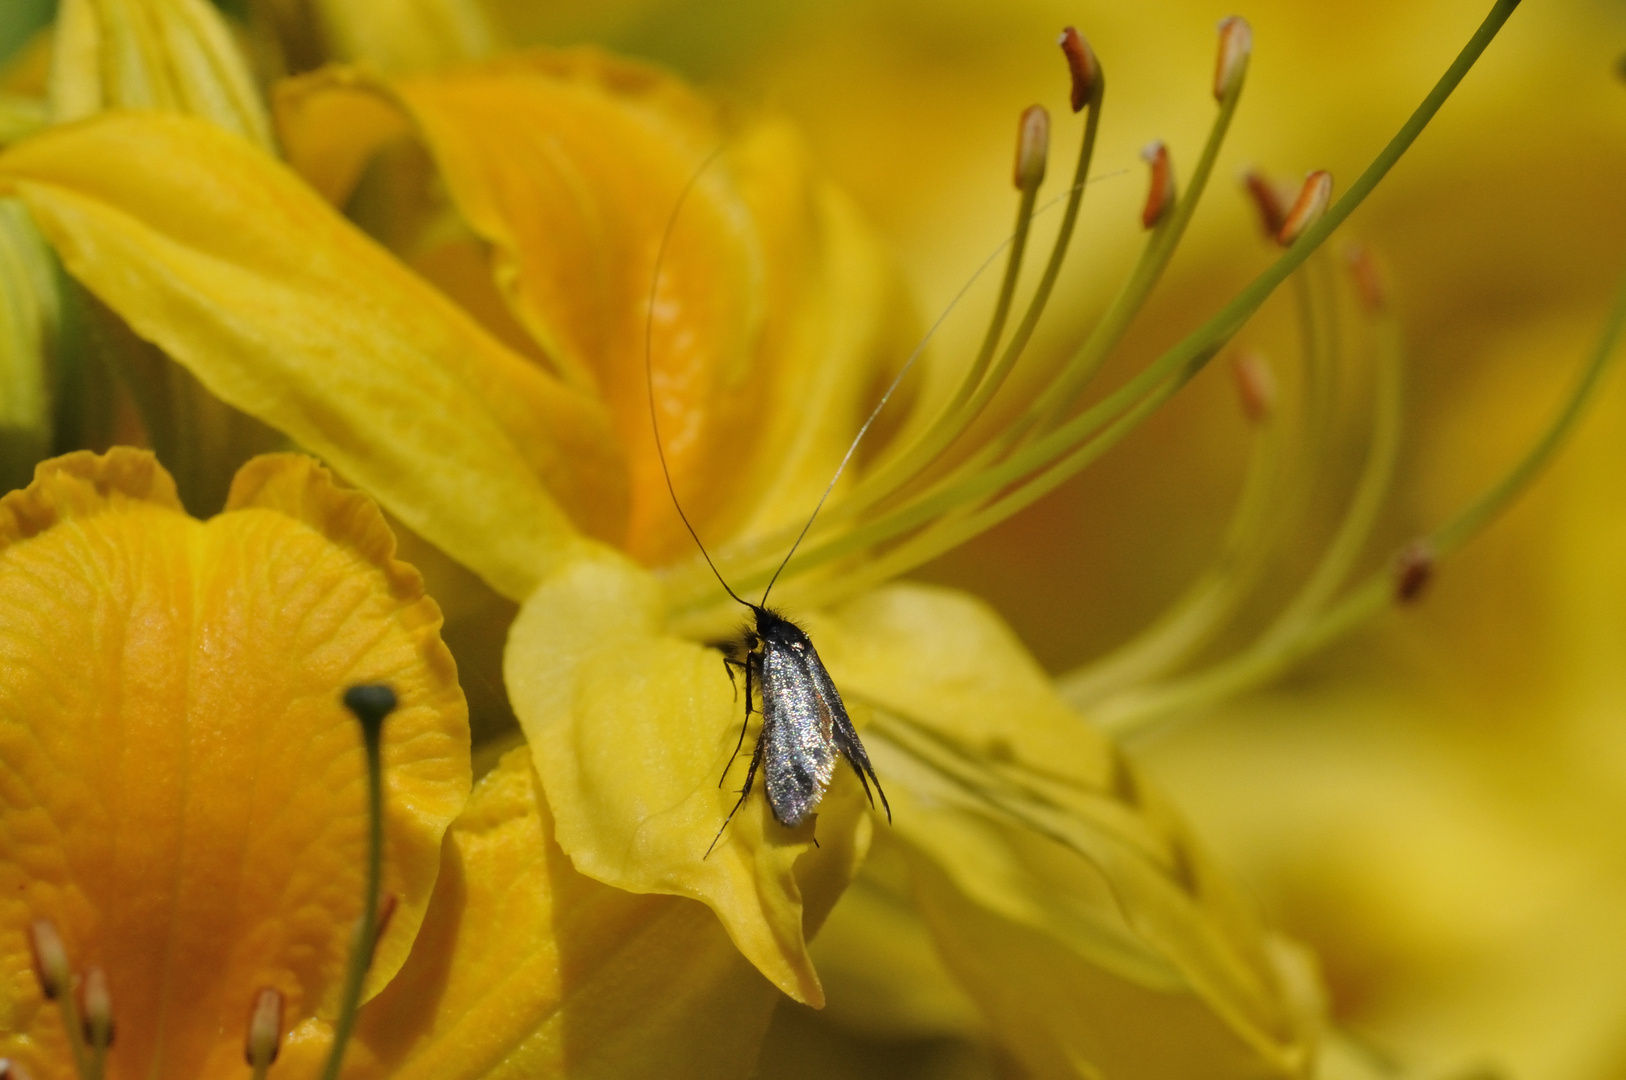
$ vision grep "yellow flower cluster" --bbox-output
[0,1,1619,1078]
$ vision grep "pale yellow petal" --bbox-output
[276,746,781,1080]
[0,111,627,600]
[504,545,872,1006]
[817,583,1319,1077]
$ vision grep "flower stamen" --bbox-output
[1213,16,1253,100]
[245,987,285,1080]
[1278,170,1334,245]
[1139,140,1175,228]
[78,966,113,1080]
[317,683,397,1080]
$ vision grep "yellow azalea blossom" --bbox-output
[0,449,799,1080]
[0,448,470,1077]
[0,0,1613,1076]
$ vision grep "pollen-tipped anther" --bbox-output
[1344,242,1388,313]
[1140,141,1174,228]
[79,966,114,1050]
[0,1059,35,1080]
[1395,540,1435,603]
[343,683,398,739]
[1058,27,1100,111]
[1014,105,1050,189]
[27,919,69,1000]
[1241,169,1292,241]
[1214,16,1252,100]
[1277,170,1333,245]
[1232,351,1277,425]
[244,987,285,1068]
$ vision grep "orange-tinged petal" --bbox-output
[0,449,470,1080]
[277,54,911,566]
[504,546,872,1006]
[277,746,782,1079]
[0,111,626,601]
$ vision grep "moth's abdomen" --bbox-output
[759,641,837,826]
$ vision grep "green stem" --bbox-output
[1102,260,1626,736]
[740,0,1519,604]
[318,686,394,1080]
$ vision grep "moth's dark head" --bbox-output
[750,604,808,647]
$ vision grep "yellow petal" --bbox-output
[277,745,783,1079]
[0,112,627,600]
[276,54,911,566]
[818,584,1319,1077]
[49,0,273,148]
[504,545,873,1006]
[0,449,470,1079]
[308,0,500,75]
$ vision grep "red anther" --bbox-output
[1014,105,1050,189]
[79,966,114,1049]
[1344,242,1388,313]
[1242,169,1292,241]
[244,987,285,1068]
[26,919,69,1001]
[1277,170,1333,245]
[1214,16,1253,100]
[1395,540,1435,603]
[1232,351,1276,425]
[1140,141,1174,228]
[1058,27,1100,111]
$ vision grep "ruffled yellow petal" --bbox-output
[275,53,911,565]
[0,449,470,1079]
[816,584,1319,1077]
[276,745,782,1079]
[504,546,872,1006]
[0,112,626,600]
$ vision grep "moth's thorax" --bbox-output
[751,604,810,648]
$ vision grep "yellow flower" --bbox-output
[0,0,1614,1075]
[0,448,471,1077]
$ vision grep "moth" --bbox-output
[645,164,894,858]
[710,602,890,854]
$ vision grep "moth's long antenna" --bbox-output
[646,145,752,610]
[757,172,1123,606]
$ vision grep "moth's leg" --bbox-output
[706,730,766,859]
[721,654,742,700]
[718,652,759,788]
[833,711,892,823]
